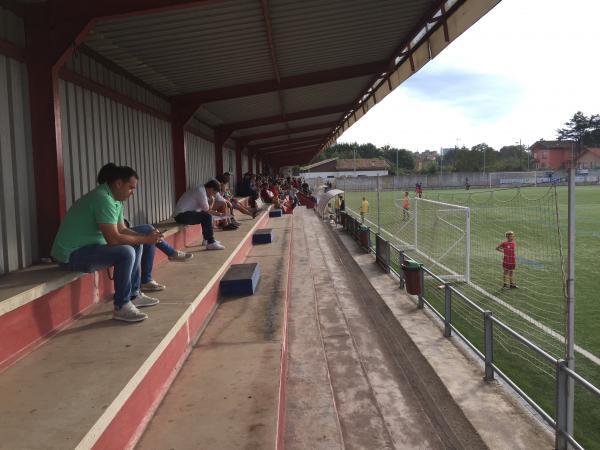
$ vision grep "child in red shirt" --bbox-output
[496,231,517,289]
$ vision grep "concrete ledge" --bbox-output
[0,210,272,450]
[0,222,197,370]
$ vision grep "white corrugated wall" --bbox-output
[185,132,215,189]
[0,10,37,275]
[59,80,175,226]
[242,149,249,174]
[223,146,236,192]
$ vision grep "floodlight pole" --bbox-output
[566,141,576,446]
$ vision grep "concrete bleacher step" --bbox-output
[0,223,197,370]
[284,207,489,450]
[136,214,294,450]
[0,212,270,450]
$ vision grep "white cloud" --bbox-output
[339,0,600,151]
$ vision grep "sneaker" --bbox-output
[113,302,148,322]
[502,284,509,290]
[202,239,221,246]
[168,250,194,261]
[223,223,238,230]
[510,284,518,289]
[141,280,166,292]
[206,241,225,250]
[132,292,160,308]
[231,218,241,226]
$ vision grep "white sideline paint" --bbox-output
[345,208,600,368]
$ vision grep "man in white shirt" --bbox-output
[173,180,225,250]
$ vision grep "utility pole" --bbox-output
[396,148,399,175]
[353,146,357,176]
[565,141,576,446]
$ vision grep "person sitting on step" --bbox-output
[96,164,193,293]
[173,179,226,250]
[52,164,162,323]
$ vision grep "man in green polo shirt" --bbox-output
[52,165,163,322]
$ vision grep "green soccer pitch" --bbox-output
[342,185,600,448]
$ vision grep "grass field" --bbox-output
[343,185,600,448]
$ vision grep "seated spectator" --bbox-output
[173,180,225,250]
[96,164,193,292]
[260,183,274,203]
[216,174,257,220]
[282,194,294,214]
[51,164,161,323]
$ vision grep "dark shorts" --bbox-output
[503,262,516,271]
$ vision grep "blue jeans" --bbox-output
[60,244,142,308]
[175,211,215,243]
[131,224,176,283]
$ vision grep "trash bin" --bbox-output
[401,260,422,295]
[358,225,370,249]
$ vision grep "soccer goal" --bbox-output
[394,197,470,283]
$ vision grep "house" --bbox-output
[300,158,391,178]
[414,150,439,171]
[575,147,600,169]
[531,140,600,170]
[530,140,575,169]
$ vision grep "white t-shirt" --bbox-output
[174,185,210,215]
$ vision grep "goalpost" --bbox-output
[393,197,471,283]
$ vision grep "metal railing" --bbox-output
[339,211,600,450]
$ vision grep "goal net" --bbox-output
[392,197,470,283]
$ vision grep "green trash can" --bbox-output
[401,259,422,295]
[358,225,370,249]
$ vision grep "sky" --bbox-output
[338,0,600,152]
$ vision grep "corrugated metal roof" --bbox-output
[74,0,493,165]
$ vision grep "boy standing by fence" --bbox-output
[402,191,410,221]
[496,231,517,289]
[360,197,369,223]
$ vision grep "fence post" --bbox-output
[399,251,405,289]
[444,284,452,337]
[417,266,424,309]
[376,175,381,234]
[483,311,494,381]
[555,359,569,450]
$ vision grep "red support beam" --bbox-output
[240,121,338,143]
[255,141,322,154]
[171,60,390,106]
[262,146,318,156]
[171,120,187,200]
[219,104,351,132]
[251,135,326,150]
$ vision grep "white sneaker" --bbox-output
[202,239,221,246]
[113,302,148,322]
[141,280,166,292]
[132,292,160,308]
[206,241,225,250]
[169,250,194,261]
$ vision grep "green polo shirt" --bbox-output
[51,183,124,263]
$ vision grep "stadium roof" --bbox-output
[18,0,501,167]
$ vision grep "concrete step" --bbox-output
[0,212,270,450]
[284,208,489,449]
[136,214,294,450]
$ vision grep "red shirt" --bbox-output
[499,241,516,265]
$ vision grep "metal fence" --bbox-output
[340,211,600,450]
[301,171,600,193]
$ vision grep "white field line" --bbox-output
[345,207,600,367]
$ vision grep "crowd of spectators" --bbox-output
[51,163,271,323]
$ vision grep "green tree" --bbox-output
[557,111,600,148]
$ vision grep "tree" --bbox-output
[557,111,600,148]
